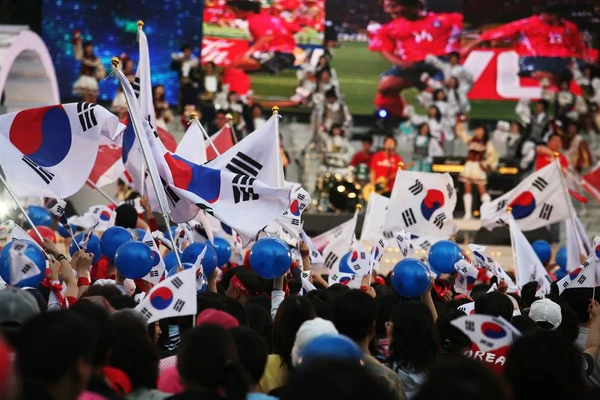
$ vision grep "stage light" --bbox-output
[0,201,10,218]
[377,109,388,118]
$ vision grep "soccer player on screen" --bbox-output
[369,0,463,117]
[227,0,298,74]
[461,4,592,84]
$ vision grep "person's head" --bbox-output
[475,291,513,321]
[509,121,522,135]
[418,122,431,137]
[109,309,158,391]
[560,287,597,325]
[82,41,94,57]
[332,289,378,345]
[387,302,438,373]
[317,55,329,68]
[448,51,460,66]
[539,4,562,24]
[528,298,562,331]
[374,293,399,339]
[227,268,264,304]
[436,309,471,354]
[504,330,585,400]
[251,104,263,118]
[535,99,549,114]
[153,84,165,98]
[327,283,351,300]
[227,0,262,18]
[359,136,373,152]
[427,105,441,121]
[80,282,125,302]
[215,110,227,129]
[325,87,338,103]
[383,135,397,154]
[230,326,269,387]
[196,308,241,329]
[473,124,489,143]
[318,67,332,83]
[244,303,273,351]
[446,76,459,89]
[0,289,40,348]
[177,325,249,400]
[306,290,334,320]
[115,203,138,229]
[205,61,216,74]
[17,310,96,398]
[227,91,240,104]
[557,78,571,92]
[181,44,192,58]
[329,123,343,137]
[547,133,563,152]
[291,318,338,367]
[123,59,135,73]
[393,0,421,19]
[273,296,316,370]
[566,121,579,137]
[70,300,113,369]
[433,89,446,102]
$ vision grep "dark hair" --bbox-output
[383,135,397,147]
[109,295,138,310]
[436,309,470,354]
[361,135,374,144]
[511,315,539,336]
[475,292,513,321]
[547,133,563,144]
[181,44,192,52]
[388,302,439,373]
[473,124,490,145]
[560,288,598,324]
[537,99,550,112]
[333,290,377,342]
[17,310,97,384]
[504,331,585,400]
[428,105,442,122]
[235,268,265,297]
[418,123,431,137]
[556,301,579,342]
[178,325,250,400]
[329,123,344,137]
[327,283,351,300]
[280,360,397,400]
[433,89,447,102]
[115,203,138,229]
[224,297,249,325]
[245,295,272,315]
[324,87,338,100]
[70,301,113,367]
[374,294,400,338]
[109,310,159,390]
[216,109,228,117]
[273,296,316,370]
[307,290,334,321]
[415,354,509,400]
[448,51,460,61]
[244,303,273,351]
[80,283,124,302]
[227,0,261,13]
[231,326,269,384]
[470,284,491,301]
[520,281,539,309]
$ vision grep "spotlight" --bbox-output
[377,109,388,118]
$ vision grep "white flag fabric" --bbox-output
[312,215,357,253]
[135,267,197,324]
[300,270,317,294]
[135,27,156,129]
[176,122,207,165]
[556,256,597,294]
[299,230,325,265]
[481,163,572,231]
[384,170,458,237]
[321,211,358,270]
[141,229,166,285]
[509,216,552,292]
[457,301,475,315]
[469,244,518,292]
[347,239,371,276]
[454,260,479,295]
[193,247,207,291]
[395,230,410,257]
[360,193,389,243]
[276,188,311,238]
[451,315,521,352]
[88,205,114,231]
[174,223,195,251]
[10,225,44,253]
[9,240,42,285]
[0,103,124,198]
[370,237,388,270]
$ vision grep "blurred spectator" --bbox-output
[153,84,174,130]
[198,61,222,125]
[170,44,201,112]
[208,109,228,136]
[350,136,374,168]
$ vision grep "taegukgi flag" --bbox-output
[141,229,166,285]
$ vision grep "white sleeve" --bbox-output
[271,289,285,320]
[515,99,532,125]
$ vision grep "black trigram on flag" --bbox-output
[420,240,432,250]
[161,177,180,207]
[402,208,417,227]
[140,307,153,319]
[324,252,338,269]
[578,275,587,285]
[409,180,424,195]
[144,240,154,248]
[21,263,33,275]
[465,320,475,332]
[496,218,509,228]
[173,299,186,312]
[132,76,141,98]
[496,199,508,212]
[383,231,394,240]
[446,183,454,199]
[149,270,160,278]
[539,203,553,220]
[22,156,54,184]
[226,152,263,177]
[77,102,98,132]
[433,213,447,229]
[232,175,259,203]
[532,177,548,191]
[172,276,184,289]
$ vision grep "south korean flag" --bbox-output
[481,163,572,231]
[141,229,166,285]
[277,188,311,238]
[193,246,208,291]
[348,239,371,276]
[384,171,458,237]
[370,237,388,270]
[395,230,411,257]
[300,271,317,295]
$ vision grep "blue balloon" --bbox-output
[58,223,80,238]
[428,240,463,274]
[338,252,356,274]
[532,240,552,265]
[391,258,431,298]
[555,269,568,281]
[27,206,52,227]
[69,232,102,265]
[168,262,194,278]
[182,242,219,277]
[212,237,232,266]
[114,241,154,279]
[164,251,182,273]
[249,238,292,279]
[556,246,567,271]
[0,240,47,288]
[100,226,133,260]
[299,334,363,366]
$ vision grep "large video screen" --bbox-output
[41,0,205,105]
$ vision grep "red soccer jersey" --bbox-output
[535,152,568,171]
[369,12,463,62]
[247,13,297,54]
[371,152,404,192]
[479,16,587,59]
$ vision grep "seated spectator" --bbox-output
[153,84,174,130]
[208,110,228,136]
[349,136,374,168]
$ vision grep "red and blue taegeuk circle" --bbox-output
[481,321,507,339]
[289,199,301,216]
[339,276,351,285]
[466,275,477,290]
[165,154,221,203]
[9,105,72,167]
[568,267,582,281]
[595,244,600,259]
[420,189,444,221]
[150,287,174,310]
[99,210,112,222]
[151,250,161,267]
[508,191,536,220]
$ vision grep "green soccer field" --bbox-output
[248,40,519,121]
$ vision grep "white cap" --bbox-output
[291,318,338,367]
[529,299,562,330]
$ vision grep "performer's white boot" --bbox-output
[481,193,491,204]
[463,193,473,220]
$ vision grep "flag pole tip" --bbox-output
[272,105,280,114]
[506,206,512,213]
[553,152,560,159]
[137,20,144,28]
[189,111,198,120]
[355,204,362,211]
[111,57,120,68]
[225,113,233,121]
[397,162,404,169]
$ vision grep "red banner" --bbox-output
[201,37,250,67]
